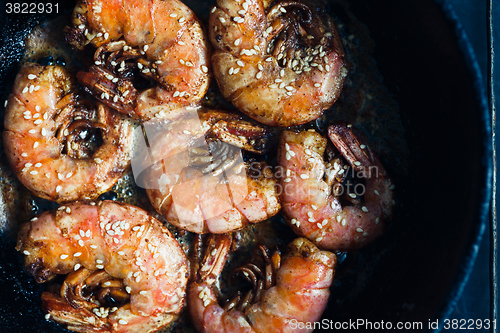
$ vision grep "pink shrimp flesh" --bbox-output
[208,0,348,127]
[66,0,211,122]
[188,235,336,332]
[140,109,281,234]
[277,123,395,251]
[16,200,188,333]
[3,63,132,203]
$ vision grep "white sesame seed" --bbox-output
[288,150,295,157]
[300,174,309,179]
[96,259,103,264]
[60,254,68,259]
[354,161,361,166]
[22,87,29,94]
[201,65,208,73]
[342,219,346,226]
[256,71,263,79]
[140,291,147,295]
[126,286,132,293]
[23,250,30,255]
[311,205,318,210]
[34,120,42,125]
[119,319,128,325]
[234,38,241,46]
[96,265,104,269]
[375,217,380,224]
[285,152,291,160]
[21,153,28,157]
[356,228,364,233]
[307,212,313,218]
[78,240,84,246]
[74,252,82,257]
[349,193,357,198]
[389,184,396,190]
[219,17,226,23]
[362,206,369,212]
[104,33,109,40]
[90,245,97,249]
[74,264,81,271]
[56,185,62,193]
[316,236,323,242]
[283,178,291,183]
[314,83,321,87]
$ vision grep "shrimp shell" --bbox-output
[3,63,132,203]
[188,237,336,332]
[209,0,348,127]
[16,200,188,333]
[67,0,211,122]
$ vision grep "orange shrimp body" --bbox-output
[188,237,336,333]
[67,0,211,121]
[3,63,132,203]
[141,109,280,234]
[16,200,188,333]
[277,124,395,251]
[209,0,348,127]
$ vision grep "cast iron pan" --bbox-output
[0,0,491,332]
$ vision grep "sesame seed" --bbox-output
[28,129,36,134]
[234,38,241,46]
[78,240,84,246]
[201,65,208,73]
[23,250,30,255]
[362,206,369,212]
[314,83,321,87]
[349,193,357,198]
[336,215,342,222]
[375,217,380,224]
[219,17,226,23]
[135,276,141,282]
[356,228,364,233]
[28,74,36,80]
[96,265,104,269]
[45,313,51,320]
[96,259,103,264]
[316,236,323,242]
[74,252,82,257]
[119,320,128,325]
[256,71,263,79]
[22,87,29,94]
[60,254,68,259]
[140,291,147,295]
[285,152,291,160]
[317,223,322,229]
[233,67,240,74]
[104,33,109,39]
[300,174,309,179]
[283,178,291,183]
[126,286,132,293]
[34,120,42,125]
[21,153,28,157]
[342,219,346,226]
[288,150,295,157]
[389,184,396,190]
[312,205,318,210]
[90,245,97,249]
[56,185,62,192]
[354,161,361,166]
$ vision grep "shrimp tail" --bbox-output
[77,67,138,118]
[328,122,386,176]
[42,292,110,333]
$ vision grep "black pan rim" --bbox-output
[431,0,492,331]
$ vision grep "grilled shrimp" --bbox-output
[209,0,348,127]
[3,63,132,203]
[188,235,336,332]
[141,109,280,234]
[66,0,211,121]
[277,123,395,251]
[16,200,188,333]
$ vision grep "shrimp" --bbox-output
[188,235,336,332]
[3,63,132,203]
[277,123,395,251]
[16,200,188,333]
[66,0,211,122]
[208,0,348,127]
[141,109,281,234]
